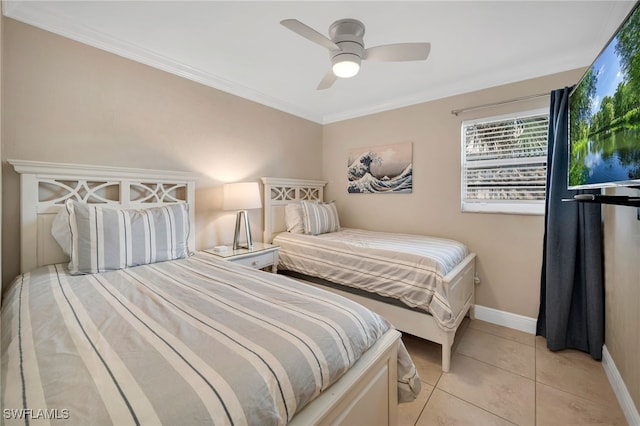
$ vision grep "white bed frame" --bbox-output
[9,160,402,426]
[261,177,477,372]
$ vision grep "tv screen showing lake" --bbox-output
[571,127,640,187]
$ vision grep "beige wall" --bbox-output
[323,70,583,319]
[603,187,640,411]
[1,18,322,285]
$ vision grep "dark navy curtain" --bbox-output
[536,87,604,360]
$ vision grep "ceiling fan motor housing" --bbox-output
[280,16,430,88]
[328,19,365,68]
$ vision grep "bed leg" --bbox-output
[441,331,456,373]
[468,304,476,320]
[442,342,451,373]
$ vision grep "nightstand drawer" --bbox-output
[205,243,279,273]
[232,251,277,269]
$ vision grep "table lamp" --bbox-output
[223,182,262,250]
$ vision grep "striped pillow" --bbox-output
[65,200,191,275]
[301,200,341,235]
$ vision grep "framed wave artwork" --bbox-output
[347,142,413,193]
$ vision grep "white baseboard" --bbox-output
[472,305,639,424]
[472,304,537,334]
[602,345,640,426]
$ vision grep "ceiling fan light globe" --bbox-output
[332,59,360,78]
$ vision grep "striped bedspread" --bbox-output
[273,228,470,330]
[1,252,420,425]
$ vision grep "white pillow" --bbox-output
[300,200,341,235]
[285,203,305,234]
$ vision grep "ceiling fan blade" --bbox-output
[317,70,337,90]
[364,42,431,62]
[281,19,339,51]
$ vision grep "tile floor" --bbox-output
[399,319,627,426]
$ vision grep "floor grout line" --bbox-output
[412,382,435,426]
[437,388,519,425]
[447,350,537,384]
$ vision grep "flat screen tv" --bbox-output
[568,2,640,190]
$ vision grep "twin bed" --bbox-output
[1,161,420,426]
[261,177,477,373]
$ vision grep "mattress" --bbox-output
[273,228,470,330]
[1,252,420,425]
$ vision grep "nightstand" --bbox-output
[205,242,280,272]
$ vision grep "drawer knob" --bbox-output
[252,261,258,266]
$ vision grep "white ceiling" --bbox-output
[3,1,637,124]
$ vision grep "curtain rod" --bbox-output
[451,92,549,116]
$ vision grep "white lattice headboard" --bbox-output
[10,160,197,273]
[260,177,327,243]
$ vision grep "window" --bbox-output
[461,108,549,214]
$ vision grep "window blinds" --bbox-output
[461,109,549,213]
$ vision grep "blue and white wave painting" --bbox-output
[347,143,413,193]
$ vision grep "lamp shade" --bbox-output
[223,182,262,211]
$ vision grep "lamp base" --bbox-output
[233,210,253,250]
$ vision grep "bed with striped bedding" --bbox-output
[1,252,420,426]
[274,228,470,331]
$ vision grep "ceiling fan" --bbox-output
[281,18,431,90]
